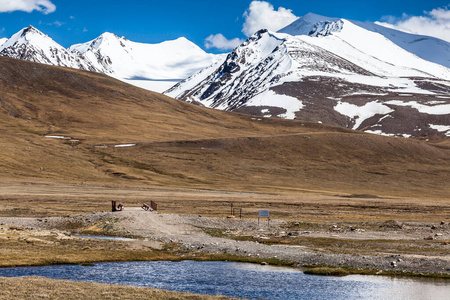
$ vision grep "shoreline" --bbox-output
[1,209,449,279]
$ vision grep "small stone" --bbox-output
[261,262,268,265]
[441,221,445,225]
[391,261,397,267]
[431,225,437,229]
[424,236,434,240]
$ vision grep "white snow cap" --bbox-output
[0,26,224,93]
[279,13,450,69]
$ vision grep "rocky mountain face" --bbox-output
[166,14,450,139]
[0,26,223,92]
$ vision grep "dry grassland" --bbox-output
[0,183,449,223]
[0,56,448,201]
[0,276,234,300]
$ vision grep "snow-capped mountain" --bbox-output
[69,33,223,91]
[165,13,450,139]
[0,38,7,47]
[0,26,223,92]
[0,26,95,71]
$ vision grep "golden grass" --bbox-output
[229,235,450,257]
[0,277,235,300]
[302,265,450,279]
[0,182,449,223]
[0,227,169,267]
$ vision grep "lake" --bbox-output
[0,261,448,299]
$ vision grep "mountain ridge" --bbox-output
[279,13,450,69]
[0,25,223,92]
[165,14,450,139]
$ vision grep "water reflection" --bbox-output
[0,261,448,300]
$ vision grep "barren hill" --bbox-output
[0,57,449,199]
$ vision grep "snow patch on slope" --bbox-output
[335,101,394,129]
[385,100,450,115]
[246,90,303,119]
[429,125,450,136]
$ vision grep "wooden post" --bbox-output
[112,201,117,212]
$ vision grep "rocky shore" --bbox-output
[1,208,449,276]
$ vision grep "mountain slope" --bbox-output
[0,56,449,199]
[0,26,222,92]
[166,14,450,139]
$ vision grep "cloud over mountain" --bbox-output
[242,1,298,36]
[204,33,244,51]
[377,6,450,42]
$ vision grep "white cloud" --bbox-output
[204,33,244,51]
[242,1,298,36]
[377,6,450,42]
[0,0,56,14]
[51,20,64,27]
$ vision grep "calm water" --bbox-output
[73,234,135,241]
[0,261,448,300]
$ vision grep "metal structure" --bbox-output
[142,201,158,211]
[258,210,270,227]
[111,201,124,212]
[230,203,242,219]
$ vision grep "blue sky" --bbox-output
[1,0,449,52]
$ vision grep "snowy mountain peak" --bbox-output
[21,25,42,35]
[279,13,339,36]
[1,25,55,50]
[166,15,450,139]
[280,13,450,69]
[69,32,126,54]
[0,25,93,72]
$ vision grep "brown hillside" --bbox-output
[0,56,449,199]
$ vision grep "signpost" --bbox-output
[258,210,270,227]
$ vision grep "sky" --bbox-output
[0,0,450,53]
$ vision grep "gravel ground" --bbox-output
[1,208,449,275]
